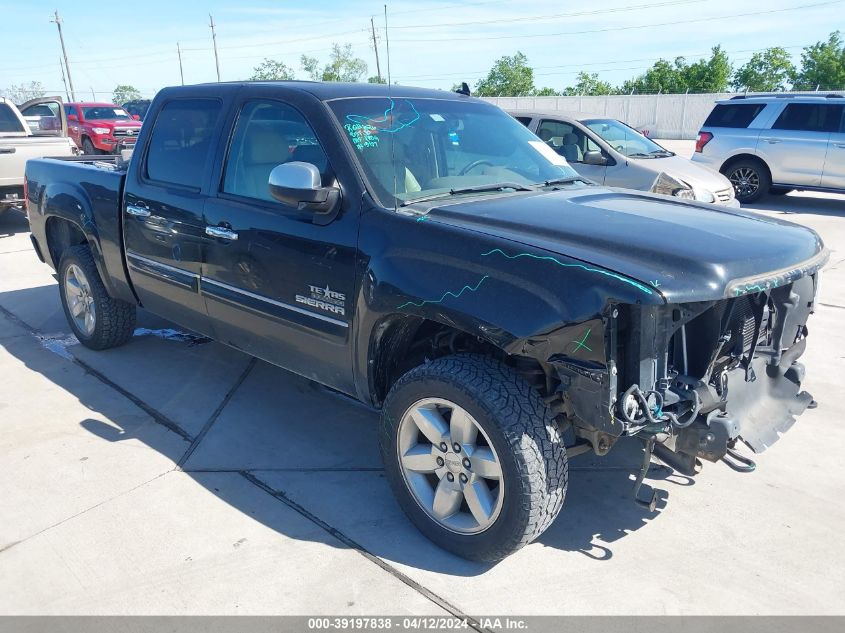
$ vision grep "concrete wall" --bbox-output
[484,91,845,139]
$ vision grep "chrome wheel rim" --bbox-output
[728,167,759,199]
[64,264,96,336]
[397,398,504,534]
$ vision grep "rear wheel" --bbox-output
[724,159,770,204]
[58,245,136,350]
[380,354,567,561]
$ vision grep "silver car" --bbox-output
[692,94,845,203]
[511,110,737,206]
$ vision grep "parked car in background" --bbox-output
[512,111,737,206]
[0,96,76,215]
[64,102,142,155]
[122,99,152,121]
[692,94,845,203]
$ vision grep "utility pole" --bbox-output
[209,14,221,82]
[177,42,184,85]
[91,86,96,100]
[370,16,382,83]
[59,58,70,101]
[51,11,76,101]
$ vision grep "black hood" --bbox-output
[420,187,827,303]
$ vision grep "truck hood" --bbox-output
[419,187,826,303]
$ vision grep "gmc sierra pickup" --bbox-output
[25,82,827,561]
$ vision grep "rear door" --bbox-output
[201,92,360,393]
[821,105,845,190]
[123,95,228,336]
[759,103,840,186]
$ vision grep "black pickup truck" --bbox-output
[25,82,827,561]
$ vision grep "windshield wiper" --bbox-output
[537,175,593,187]
[400,182,535,206]
[649,149,674,157]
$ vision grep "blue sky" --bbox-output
[0,0,839,99]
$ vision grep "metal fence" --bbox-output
[484,91,845,140]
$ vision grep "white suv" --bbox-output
[692,94,845,203]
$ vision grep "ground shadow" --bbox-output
[1,284,692,576]
[746,193,845,218]
[0,207,29,237]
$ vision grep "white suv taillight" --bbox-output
[695,131,713,153]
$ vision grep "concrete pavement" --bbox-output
[1,188,844,616]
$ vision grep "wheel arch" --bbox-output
[720,153,771,179]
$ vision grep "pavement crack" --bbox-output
[176,357,257,468]
[0,471,169,556]
[240,471,490,632]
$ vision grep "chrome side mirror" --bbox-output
[268,161,341,225]
[582,150,608,166]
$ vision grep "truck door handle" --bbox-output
[205,225,238,241]
[765,139,781,144]
[835,143,845,149]
[0,147,15,154]
[126,204,151,218]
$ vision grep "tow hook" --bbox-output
[721,444,757,473]
[633,435,660,512]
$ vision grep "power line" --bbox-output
[390,0,843,42]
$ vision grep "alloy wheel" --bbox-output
[396,398,504,534]
[728,166,759,199]
[64,263,96,336]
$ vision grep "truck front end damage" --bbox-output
[542,255,825,496]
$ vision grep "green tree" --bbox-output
[562,72,614,96]
[2,81,46,103]
[112,84,141,104]
[475,51,535,96]
[367,75,386,84]
[685,46,732,92]
[733,47,796,91]
[533,86,560,96]
[621,57,688,94]
[793,31,845,90]
[301,44,367,82]
[250,58,296,81]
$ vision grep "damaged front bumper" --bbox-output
[548,262,824,473]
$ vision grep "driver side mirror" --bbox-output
[268,161,341,226]
[67,114,77,121]
[582,150,608,166]
[131,114,141,121]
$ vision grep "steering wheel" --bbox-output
[458,159,495,176]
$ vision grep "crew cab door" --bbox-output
[821,105,845,190]
[123,96,226,336]
[201,94,359,394]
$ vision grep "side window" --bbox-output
[222,100,329,203]
[772,104,843,133]
[703,103,765,128]
[514,116,531,127]
[0,103,25,133]
[536,120,597,163]
[145,99,222,189]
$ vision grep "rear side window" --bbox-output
[772,103,844,133]
[703,103,765,128]
[145,99,222,189]
[0,103,25,133]
[514,116,531,126]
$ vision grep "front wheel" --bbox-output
[58,245,137,350]
[380,355,567,561]
[81,137,99,155]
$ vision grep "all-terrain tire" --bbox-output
[81,137,99,155]
[380,354,567,561]
[58,245,136,350]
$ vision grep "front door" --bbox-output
[201,97,359,394]
[123,97,225,336]
[535,118,608,183]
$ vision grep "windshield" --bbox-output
[328,97,580,206]
[82,106,131,121]
[582,119,670,158]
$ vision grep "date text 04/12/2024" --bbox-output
[307,617,528,630]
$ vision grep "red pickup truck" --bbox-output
[64,102,142,155]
